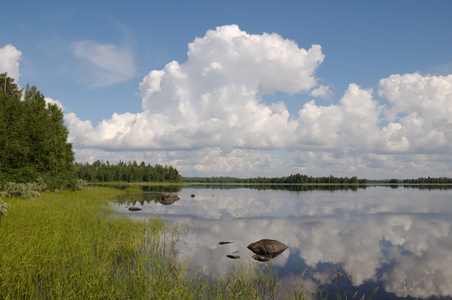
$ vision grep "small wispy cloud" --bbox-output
[71,40,136,87]
[310,84,333,100]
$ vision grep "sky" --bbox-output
[1,0,452,179]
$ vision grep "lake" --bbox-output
[113,185,452,299]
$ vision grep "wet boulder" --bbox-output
[190,194,195,198]
[128,207,142,211]
[160,194,180,205]
[247,239,288,261]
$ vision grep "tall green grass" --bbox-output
[0,187,285,299]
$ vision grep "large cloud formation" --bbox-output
[66,26,452,158]
[2,24,452,178]
[66,25,325,150]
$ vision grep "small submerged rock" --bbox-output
[128,207,142,211]
[226,255,240,259]
[190,194,195,198]
[219,241,234,245]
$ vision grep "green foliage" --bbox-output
[402,177,452,184]
[0,179,47,198]
[74,160,182,183]
[74,179,89,190]
[0,73,76,189]
[0,199,8,217]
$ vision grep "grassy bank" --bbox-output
[0,187,282,299]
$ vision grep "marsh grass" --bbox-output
[0,187,158,298]
[0,187,286,299]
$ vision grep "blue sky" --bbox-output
[1,1,452,178]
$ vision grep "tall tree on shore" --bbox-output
[0,73,75,188]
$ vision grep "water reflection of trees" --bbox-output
[186,184,367,191]
[116,191,182,206]
[116,192,162,206]
[187,184,452,192]
[402,184,452,190]
[141,185,182,193]
[249,184,366,192]
[94,183,182,193]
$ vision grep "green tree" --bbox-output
[0,73,75,188]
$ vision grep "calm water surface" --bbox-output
[114,185,452,299]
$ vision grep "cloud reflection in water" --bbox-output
[117,186,452,299]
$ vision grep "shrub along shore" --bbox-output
[0,187,284,299]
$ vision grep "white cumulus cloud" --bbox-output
[0,44,22,82]
[378,73,452,153]
[1,24,446,178]
[67,25,325,150]
[63,25,452,178]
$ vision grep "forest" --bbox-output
[74,160,182,183]
[0,73,181,191]
[0,73,75,189]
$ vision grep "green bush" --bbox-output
[0,179,47,199]
[0,199,8,217]
[74,179,89,190]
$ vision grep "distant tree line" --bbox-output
[401,177,452,184]
[74,160,182,183]
[182,174,367,184]
[184,175,452,185]
[371,177,452,184]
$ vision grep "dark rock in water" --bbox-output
[160,199,176,205]
[227,255,240,259]
[160,194,180,205]
[252,253,283,262]
[190,194,195,198]
[252,254,271,262]
[128,207,142,211]
[247,239,288,261]
[247,239,288,255]
[219,241,234,245]
[162,194,180,201]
